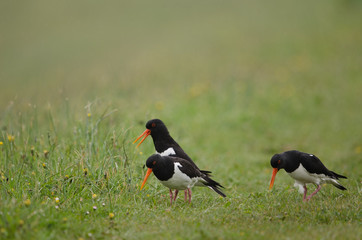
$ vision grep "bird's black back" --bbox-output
[283,150,347,179]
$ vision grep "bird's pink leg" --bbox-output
[169,189,173,205]
[306,185,321,201]
[184,190,188,201]
[173,190,179,201]
[187,188,192,203]
[303,186,308,202]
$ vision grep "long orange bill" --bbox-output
[269,168,279,190]
[140,168,153,190]
[133,129,151,148]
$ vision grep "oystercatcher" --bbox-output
[140,154,226,204]
[269,150,347,201]
[133,119,211,174]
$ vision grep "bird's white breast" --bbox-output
[157,147,176,157]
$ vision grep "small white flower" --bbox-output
[93,206,97,210]
[102,203,105,207]
[86,211,90,215]
[55,206,59,209]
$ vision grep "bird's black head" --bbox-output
[145,154,164,169]
[145,119,169,136]
[133,119,171,148]
[270,153,285,170]
[141,154,165,190]
[269,153,287,190]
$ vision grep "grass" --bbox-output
[0,0,361,239]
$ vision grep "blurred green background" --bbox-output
[0,0,361,239]
[1,0,361,158]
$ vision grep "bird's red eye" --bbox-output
[152,161,156,165]
[151,123,156,128]
[278,160,281,164]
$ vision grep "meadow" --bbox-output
[0,1,361,239]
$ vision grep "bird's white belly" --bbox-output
[288,164,330,194]
[288,164,322,185]
[160,163,200,190]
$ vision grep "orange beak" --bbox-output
[269,168,278,190]
[140,168,153,190]
[133,129,151,148]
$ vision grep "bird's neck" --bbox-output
[283,159,299,173]
[152,134,179,152]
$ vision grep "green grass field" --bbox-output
[0,1,361,239]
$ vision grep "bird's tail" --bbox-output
[332,182,347,191]
[208,185,227,197]
[329,178,347,191]
[203,176,226,197]
[330,171,347,179]
[330,170,347,190]
[200,170,212,176]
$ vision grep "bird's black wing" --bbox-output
[174,157,226,197]
[300,153,337,178]
[172,144,213,176]
[173,157,203,178]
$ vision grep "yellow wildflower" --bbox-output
[7,135,15,142]
[55,197,60,203]
[87,113,91,117]
[0,141,3,145]
[24,199,31,206]
[109,213,115,219]
[92,194,97,199]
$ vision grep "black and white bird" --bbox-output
[140,154,226,204]
[133,118,215,178]
[133,119,203,169]
[269,150,347,201]
[134,119,225,201]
